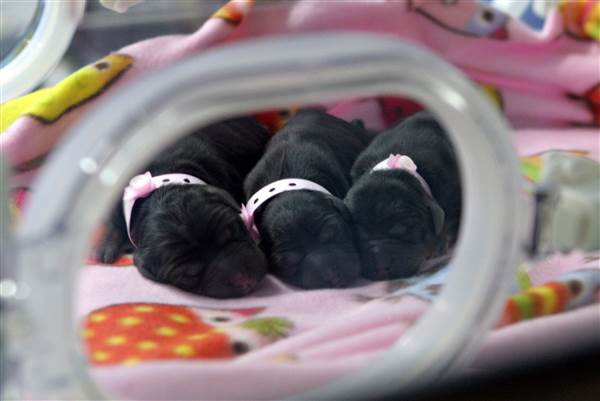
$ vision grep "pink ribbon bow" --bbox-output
[124,171,156,202]
[387,154,417,172]
[372,154,432,197]
[240,204,260,241]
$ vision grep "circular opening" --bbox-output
[0,0,86,101]
[15,33,524,400]
[0,0,41,67]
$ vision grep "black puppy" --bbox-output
[346,111,462,280]
[96,117,270,298]
[244,110,370,289]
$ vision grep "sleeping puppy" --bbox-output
[346,111,462,280]
[244,110,371,289]
[96,117,270,298]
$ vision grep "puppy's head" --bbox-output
[259,191,361,289]
[345,171,444,280]
[131,185,267,298]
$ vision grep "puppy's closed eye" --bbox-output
[389,222,427,243]
[214,226,235,247]
[281,251,303,266]
[355,225,369,241]
[388,224,407,238]
[318,226,337,243]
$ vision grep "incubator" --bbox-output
[1,1,598,400]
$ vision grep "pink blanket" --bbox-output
[1,0,598,187]
[79,250,599,400]
[2,1,599,399]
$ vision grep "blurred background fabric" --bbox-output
[0,0,227,86]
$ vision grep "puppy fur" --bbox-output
[96,117,270,298]
[346,111,462,280]
[244,110,371,289]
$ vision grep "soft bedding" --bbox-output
[1,1,599,400]
[77,245,599,400]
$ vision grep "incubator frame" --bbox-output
[11,33,527,400]
[0,0,86,101]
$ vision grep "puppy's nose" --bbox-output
[370,249,421,280]
[373,258,394,280]
[319,268,344,288]
[232,274,258,293]
[302,250,360,289]
[363,243,393,280]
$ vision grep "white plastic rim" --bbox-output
[0,0,86,102]
[15,33,527,400]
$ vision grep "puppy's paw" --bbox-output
[433,235,451,257]
[95,243,121,264]
[95,230,129,264]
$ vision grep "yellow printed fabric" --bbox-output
[1,54,134,132]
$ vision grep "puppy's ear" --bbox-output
[428,200,445,236]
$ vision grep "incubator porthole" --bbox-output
[11,31,527,401]
[0,0,40,67]
[22,0,600,398]
[2,0,599,397]
[0,0,86,101]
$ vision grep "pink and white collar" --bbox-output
[371,154,432,197]
[240,178,332,241]
[123,173,332,245]
[123,172,206,245]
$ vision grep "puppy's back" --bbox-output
[351,112,454,181]
[154,117,270,202]
[245,110,369,198]
[351,111,462,234]
[269,110,370,158]
[198,117,271,174]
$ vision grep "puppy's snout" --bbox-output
[300,248,360,289]
[373,256,399,281]
[361,241,422,280]
[202,244,267,298]
[232,274,258,293]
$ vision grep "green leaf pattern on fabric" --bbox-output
[241,317,293,338]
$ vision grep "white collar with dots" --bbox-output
[123,172,206,245]
[240,178,332,241]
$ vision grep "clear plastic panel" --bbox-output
[0,0,85,101]
[0,0,40,67]
[13,33,526,400]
